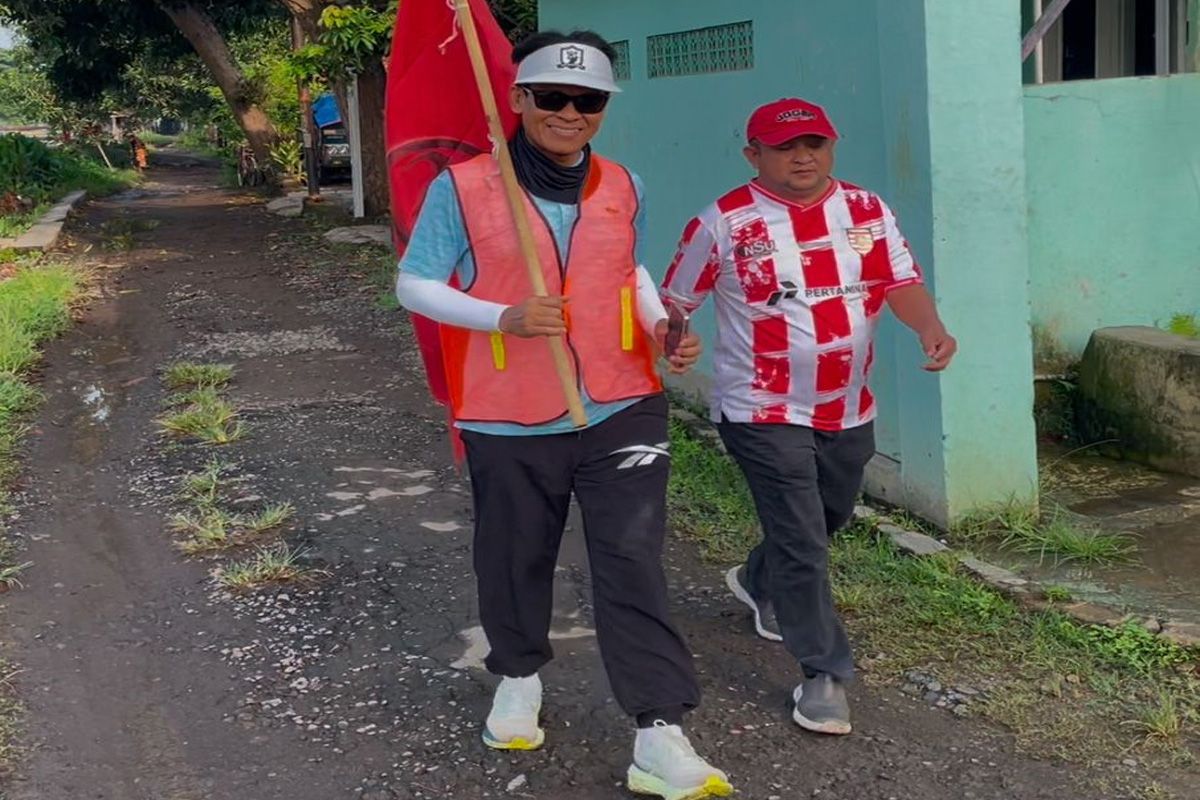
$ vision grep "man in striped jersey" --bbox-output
[660,98,956,736]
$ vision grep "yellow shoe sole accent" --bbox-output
[482,727,545,751]
[626,767,733,800]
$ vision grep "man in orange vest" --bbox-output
[396,30,731,800]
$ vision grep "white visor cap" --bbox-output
[514,42,622,94]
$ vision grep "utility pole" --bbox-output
[347,73,365,219]
[292,16,321,199]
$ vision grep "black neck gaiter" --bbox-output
[509,127,590,204]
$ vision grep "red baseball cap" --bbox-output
[746,98,839,145]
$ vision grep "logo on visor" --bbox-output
[558,45,586,70]
[777,109,817,123]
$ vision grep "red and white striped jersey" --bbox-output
[661,179,923,430]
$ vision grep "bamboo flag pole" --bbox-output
[453,0,589,428]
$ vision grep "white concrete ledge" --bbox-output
[4,190,87,252]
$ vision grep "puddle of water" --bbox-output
[1005,445,1200,625]
[81,384,112,422]
[69,335,136,461]
[984,519,1200,624]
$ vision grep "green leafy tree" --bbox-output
[0,0,284,163]
[0,45,89,132]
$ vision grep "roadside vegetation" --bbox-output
[1164,313,1199,339]
[666,419,1199,783]
[0,251,83,775]
[0,256,80,506]
[0,134,138,240]
[0,663,19,779]
[954,502,1138,566]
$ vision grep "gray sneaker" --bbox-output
[725,565,783,642]
[792,674,852,735]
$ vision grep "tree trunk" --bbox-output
[158,1,278,165]
[355,63,390,219]
[276,0,322,41]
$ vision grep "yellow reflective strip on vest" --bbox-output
[620,287,634,351]
[490,331,506,370]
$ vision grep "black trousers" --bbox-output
[717,420,875,682]
[462,394,700,723]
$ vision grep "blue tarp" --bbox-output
[313,93,342,129]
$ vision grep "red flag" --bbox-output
[385,0,518,439]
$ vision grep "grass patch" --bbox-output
[170,461,294,553]
[180,457,229,507]
[0,258,83,767]
[214,543,318,590]
[0,259,81,576]
[1005,517,1137,565]
[178,129,231,161]
[242,502,294,535]
[0,204,47,240]
[138,131,178,148]
[314,238,399,311]
[1126,693,1184,745]
[1,134,138,208]
[0,661,21,777]
[57,160,138,199]
[665,420,1200,769]
[367,248,399,311]
[1164,313,1199,339]
[171,507,244,554]
[666,418,759,562]
[955,502,1137,566]
[830,520,1199,765]
[0,263,78,374]
[163,362,234,392]
[218,161,242,190]
[171,502,293,555]
[0,560,31,591]
[1044,584,1074,603]
[158,387,244,445]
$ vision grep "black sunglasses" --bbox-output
[521,87,610,115]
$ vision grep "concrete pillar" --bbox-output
[882,0,1039,525]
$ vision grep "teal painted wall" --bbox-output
[1025,74,1200,355]
[539,0,1039,524]
[874,0,933,469]
[539,0,907,455]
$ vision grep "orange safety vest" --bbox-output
[441,153,662,426]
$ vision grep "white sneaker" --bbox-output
[627,721,732,800]
[482,674,544,750]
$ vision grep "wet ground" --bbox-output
[0,163,1178,799]
[988,445,1200,627]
